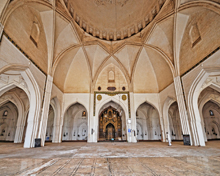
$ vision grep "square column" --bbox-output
[38,75,53,146]
[174,76,191,145]
[129,92,137,143]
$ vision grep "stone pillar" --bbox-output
[52,125,60,143]
[38,75,53,146]
[174,76,191,143]
[130,92,137,143]
[14,126,25,143]
[127,119,132,142]
[88,93,95,142]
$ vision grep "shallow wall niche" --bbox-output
[45,105,54,141]
[168,102,183,141]
[136,102,161,141]
[62,103,88,141]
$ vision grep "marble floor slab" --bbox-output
[0,141,219,175]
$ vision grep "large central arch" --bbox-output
[98,106,123,141]
[97,100,127,142]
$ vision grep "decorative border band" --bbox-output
[93,91,131,118]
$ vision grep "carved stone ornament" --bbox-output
[122,94,127,101]
[97,95,102,101]
[66,0,166,41]
[94,0,113,6]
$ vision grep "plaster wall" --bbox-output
[62,103,88,141]
[0,36,46,98]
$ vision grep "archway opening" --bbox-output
[202,101,220,140]
[136,102,161,141]
[168,102,183,141]
[0,102,18,142]
[45,105,55,142]
[0,87,29,144]
[99,106,122,141]
[98,101,126,142]
[62,103,88,142]
[106,123,115,140]
[198,86,220,143]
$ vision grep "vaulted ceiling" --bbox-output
[2,0,220,93]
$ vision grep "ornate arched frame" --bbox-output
[162,96,177,142]
[0,66,41,148]
[98,106,122,136]
[0,92,25,143]
[135,100,163,141]
[61,102,88,142]
[187,68,220,146]
[96,97,128,142]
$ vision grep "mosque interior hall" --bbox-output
[0,0,220,175]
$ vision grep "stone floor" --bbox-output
[0,141,220,175]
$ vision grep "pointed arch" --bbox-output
[162,96,177,142]
[0,66,41,148]
[187,68,220,146]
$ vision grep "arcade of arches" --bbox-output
[0,0,220,150]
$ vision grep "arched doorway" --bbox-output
[168,102,183,141]
[0,102,18,141]
[99,106,122,141]
[45,105,55,142]
[0,87,29,143]
[106,123,115,140]
[62,103,88,141]
[202,101,220,140]
[136,102,161,141]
